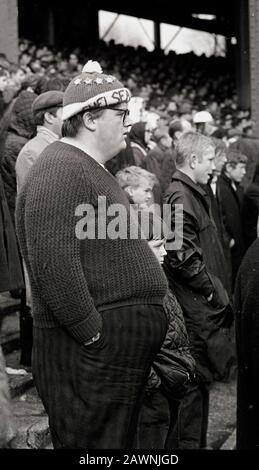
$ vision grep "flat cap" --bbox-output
[32,90,64,114]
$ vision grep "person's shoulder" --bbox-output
[16,138,38,161]
[25,141,79,176]
[164,180,186,205]
[217,174,230,187]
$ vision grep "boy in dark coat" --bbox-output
[217,150,247,287]
[203,138,232,295]
[163,131,235,449]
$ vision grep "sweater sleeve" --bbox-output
[18,155,102,344]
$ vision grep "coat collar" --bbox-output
[220,172,241,192]
[36,126,59,143]
[172,170,208,198]
[171,170,212,215]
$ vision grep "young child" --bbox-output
[116,166,196,449]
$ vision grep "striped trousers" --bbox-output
[32,303,167,448]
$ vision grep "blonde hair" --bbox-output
[116,166,157,189]
[175,131,214,167]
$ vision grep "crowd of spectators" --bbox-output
[0,37,256,140]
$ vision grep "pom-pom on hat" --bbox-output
[62,60,131,121]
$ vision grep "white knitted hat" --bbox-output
[62,60,131,121]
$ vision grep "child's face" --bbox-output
[127,177,153,210]
[148,239,167,265]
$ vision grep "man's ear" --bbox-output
[82,111,97,131]
[189,153,197,169]
[225,162,232,173]
[44,111,54,124]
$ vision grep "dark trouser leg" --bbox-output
[19,289,33,367]
[137,389,170,449]
[32,304,168,449]
[168,382,210,449]
[164,398,181,449]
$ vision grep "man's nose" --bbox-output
[161,246,167,257]
[211,159,216,171]
[124,113,133,127]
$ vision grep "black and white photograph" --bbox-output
[0,0,259,462]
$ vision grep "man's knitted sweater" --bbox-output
[15,141,168,344]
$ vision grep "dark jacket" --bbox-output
[146,289,196,399]
[0,91,36,223]
[160,147,177,195]
[145,145,164,182]
[128,122,148,167]
[0,174,24,292]
[203,182,232,296]
[163,170,235,383]
[234,238,259,449]
[217,173,246,284]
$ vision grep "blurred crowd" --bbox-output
[0,37,256,138]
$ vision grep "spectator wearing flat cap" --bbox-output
[14,90,63,368]
[15,90,63,193]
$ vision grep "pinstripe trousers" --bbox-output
[32,304,167,449]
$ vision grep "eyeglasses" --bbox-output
[104,106,130,125]
[85,106,130,125]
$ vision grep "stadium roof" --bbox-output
[97,0,237,36]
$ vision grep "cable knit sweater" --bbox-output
[15,141,168,344]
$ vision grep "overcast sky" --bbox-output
[99,11,226,57]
